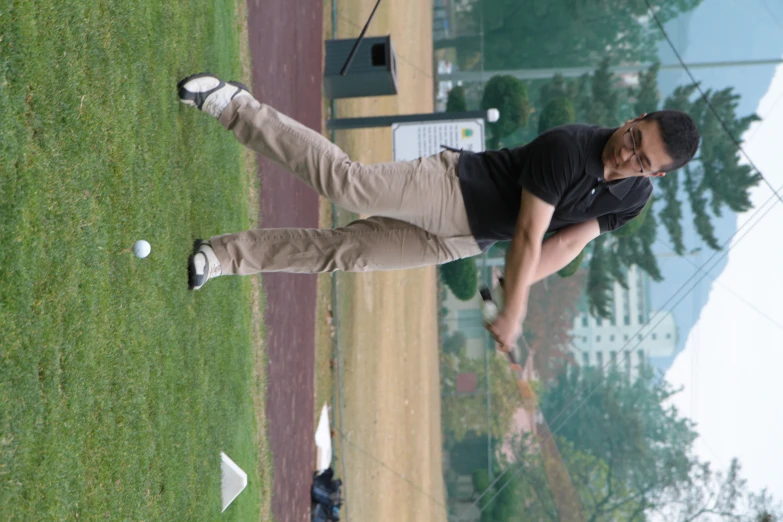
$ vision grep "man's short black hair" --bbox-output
[644,110,700,172]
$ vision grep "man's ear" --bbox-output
[624,114,646,127]
[649,171,665,178]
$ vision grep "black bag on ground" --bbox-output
[311,467,342,522]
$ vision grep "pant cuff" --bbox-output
[209,234,236,275]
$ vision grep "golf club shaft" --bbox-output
[479,284,585,520]
[339,0,384,76]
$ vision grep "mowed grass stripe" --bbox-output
[0,1,266,520]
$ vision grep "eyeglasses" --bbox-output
[623,122,647,174]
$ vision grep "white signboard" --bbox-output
[392,119,486,161]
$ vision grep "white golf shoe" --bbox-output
[177,73,251,118]
[188,240,223,290]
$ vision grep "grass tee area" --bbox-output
[0,1,268,519]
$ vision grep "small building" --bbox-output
[456,372,477,394]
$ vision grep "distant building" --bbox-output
[570,265,678,379]
[456,372,478,394]
[432,0,453,41]
[433,0,481,40]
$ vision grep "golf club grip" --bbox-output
[479,285,519,364]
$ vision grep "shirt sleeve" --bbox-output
[597,183,653,234]
[517,129,580,206]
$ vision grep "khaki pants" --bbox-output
[209,96,482,274]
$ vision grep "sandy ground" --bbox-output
[317,1,448,520]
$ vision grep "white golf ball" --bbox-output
[133,240,151,259]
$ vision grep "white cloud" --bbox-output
[665,57,783,500]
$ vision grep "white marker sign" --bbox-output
[392,119,486,161]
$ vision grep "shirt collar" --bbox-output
[606,177,636,200]
[586,126,636,201]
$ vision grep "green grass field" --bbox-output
[0,1,268,520]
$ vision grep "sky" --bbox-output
[650,0,783,367]
[665,57,783,502]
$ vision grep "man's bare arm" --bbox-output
[531,219,601,283]
[501,190,555,323]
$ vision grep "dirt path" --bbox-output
[327,1,447,520]
[245,1,323,520]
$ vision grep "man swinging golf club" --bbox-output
[177,73,700,349]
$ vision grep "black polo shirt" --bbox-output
[457,124,652,249]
